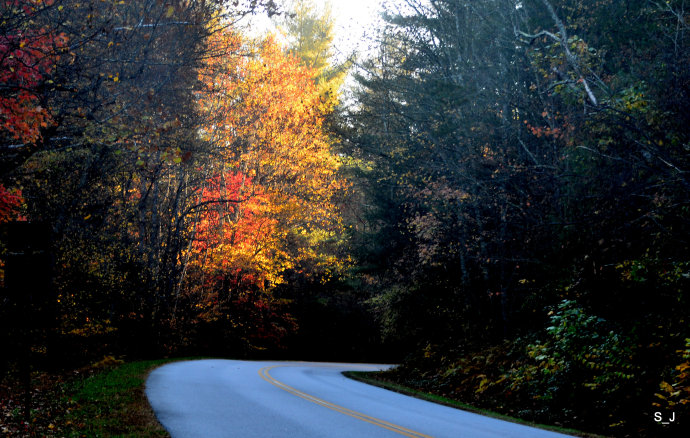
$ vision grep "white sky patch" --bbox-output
[328,0,385,61]
[241,0,385,61]
[239,1,387,103]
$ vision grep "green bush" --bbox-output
[509,300,638,424]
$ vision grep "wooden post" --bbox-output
[1,221,53,423]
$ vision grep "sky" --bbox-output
[242,0,385,61]
[326,0,385,60]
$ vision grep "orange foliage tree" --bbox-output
[179,28,346,348]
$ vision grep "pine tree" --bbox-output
[279,0,348,112]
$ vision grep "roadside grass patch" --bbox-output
[63,358,176,437]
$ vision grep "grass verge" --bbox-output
[343,371,604,438]
[61,358,181,438]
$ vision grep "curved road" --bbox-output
[146,360,573,438]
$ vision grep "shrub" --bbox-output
[508,299,638,425]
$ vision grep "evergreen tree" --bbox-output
[278,0,349,111]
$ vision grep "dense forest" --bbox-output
[1,0,688,436]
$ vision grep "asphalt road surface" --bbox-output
[146,359,574,438]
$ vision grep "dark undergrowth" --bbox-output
[346,336,686,438]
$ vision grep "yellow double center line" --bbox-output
[258,365,433,438]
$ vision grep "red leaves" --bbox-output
[0,184,24,223]
[524,120,563,139]
[0,2,68,143]
[193,171,274,267]
[0,91,53,142]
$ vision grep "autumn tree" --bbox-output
[176,28,346,351]
[0,0,70,225]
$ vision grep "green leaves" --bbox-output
[516,300,638,402]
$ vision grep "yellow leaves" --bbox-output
[475,374,491,393]
[660,381,674,393]
[193,28,346,287]
[165,5,175,18]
